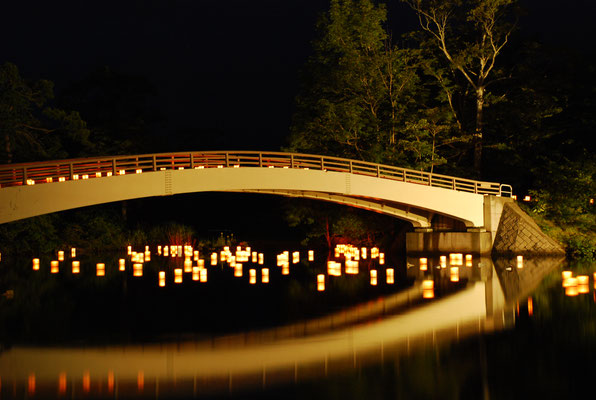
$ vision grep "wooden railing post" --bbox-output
[290,154,294,169]
[69,163,73,180]
[152,155,156,171]
[349,161,353,174]
[225,153,229,168]
[112,159,117,176]
[22,167,27,185]
[321,156,324,170]
[376,165,380,178]
[189,153,194,169]
[259,153,263,168]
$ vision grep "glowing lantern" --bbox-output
[516,255,524,269]
[200,268,207,282]
[252,251,258,263]
[419,257,428,271]
[449,253,463,266]
[136,169,142,174]
[59,176,66,182]
[58,251,64,261]
[164,246,169,257]
[229,256,236,267]
[317,274,325,291]
[450,266,459,282]
[577,275,589,285]
[249,269,257,284]
[96,263,105,276]
[578,284,589,294]
[371,247,379,259]
[184,258,192,272]
[159,271,166,287]
[334,247,340,258]
[26,179,35,185]
[440,255,447,268]
[262,268,269,283]
[198,259,205,268]
[379,253,385,265]
[51,260,59,273]
[258,253,264,265]
[71,248,76,258]
[174,268,183,283]
[386,268,394,284]
[107,172,112,177]
[211,252,218,265]
[72,174,79,180]
[235,263,243,277]
[133,263,143,277]
[422,280,434,290]
[144,251,151,262]
[96,172,102,178]
[82,174,89,180]
[157,245,162,255]
[308,250,314,261]
[563,277,577,288]
[361,247,367,259]
[127,245,132,255]
[370,269,378,285]
[194,250,199,261]
[46,177,53,183]
[562,270,573,280]
[72,261,80,274]
[465,254,473,267]
[292,251,300,264]
[281,263,289,275]
[119,258,125,271]
[32,258,40,270]
[118,169,125,175]
[565,286,579,297]
[192,266,200,281]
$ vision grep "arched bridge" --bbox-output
[0,151,512,229]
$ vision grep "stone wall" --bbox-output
[492,202,565,256]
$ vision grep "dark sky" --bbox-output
[1,0,594,151]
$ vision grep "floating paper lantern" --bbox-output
[249,269,256,284]
[262,268,269,283]
[563,277,577,288]
[119,258,125,271]
[419,257,428,271]
[317,274,325,291]
[577,275,589,285]
[46,177,53,183]
[371,247,379,259]
[118,169,125,175]
[192,266,200,281]
[258,253,264,265]
[72,174,79,180]
[386,268,394,284]
[59,177,66,182]
[422,280,434,290]
[157,245,162,255]
[107,172,112,177]
[82,174,89,180]
[370,269,378,285]
[51,260,59,273]
[565,286,578,297]
[200,268,207,282]
[159,271,166,287]
[127,245,132,255]
[449,253,463,266]
[440,255,447,268]
[516,255,524,269]
[32,258,40,270]
[450,266,459,282]
[96,263,105,276]
[194,250,199,261]
[174,268,183,283]
[164,246,169,257]
[184,258,192,272]
[96,172,102,178]
[58,251,64,261]
[379,253,385,265]
[234,263,243,277]
[72,261,80,274]
[133,263,142,277]
[308,250,314,261]
[292,251,300,264]
[281,263,289,275]
[252,251,258,263]
[71,248,76,258]
[578,284,590,294]
[136,169,142,174]
[465,254,473,267]
[562,270,573,280]
[211,252,218,265]
[144,251,151,262]
[361,247,367,259]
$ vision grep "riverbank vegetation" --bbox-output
[0,0,594,259]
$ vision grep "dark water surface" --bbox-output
[0,245,594,399]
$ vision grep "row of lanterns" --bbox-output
[562,270,596,296]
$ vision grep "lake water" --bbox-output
[0,243,594,399]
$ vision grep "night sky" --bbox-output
[1,0,594,151]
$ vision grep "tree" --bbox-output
[402,0,517,174]
[0,62,91,164]
[288,0,443,170]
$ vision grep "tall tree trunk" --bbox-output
[474,86,485,174]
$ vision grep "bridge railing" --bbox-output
[0,151,511,196]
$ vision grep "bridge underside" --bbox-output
[0,168,486,227]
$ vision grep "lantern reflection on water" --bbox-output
[58,372,67,395]
[72,261,80,274]
[386,268,394,284]
[32,258,40,270]
[317,274,325,291]
[51,260,59,273]
[577,275,589,285]
[174,268,183,283]
[96,263,105,276]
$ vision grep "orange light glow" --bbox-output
[82,174,89,180]
[71,248,76,258]
[235,263,243,277]
[379,253,385,265]
[58,372,67,395]
[119,258,126,271]
[422,280,434,290]
[59,176,66,182]
[371,247,379,259]
[28,373,35,396]
[133,263,143,277]
[174,268,183,283]
[108,371,114,393]
[516,255,524,269]
[249,269,257,284]
[450,266,459,282]
[565,286,579,297]
[292,251,300,264]
[386,268,394,284]
[422,289,435,299]
[159,271,166,287]
[58,250,65,261]
[252,252,258,263]
[527,297,533,316]
[96,263,105,276]
[200,268,207,282]
[137,371,144,391]
[184,258,192,273]
[83,371,90,393]
[577,275,589,285]
[192,266,200,281]
[96,172,102,178]
[258,253,264,265]
[440,255,447,268]
[361,247,367,259]
[465,254,473,267]
[308,250,314,261]
[262,268,269,283]
[563,277,577,288]
[51,260,59,273]
[562,270,573,280]
[578,284,589,294]
[370,269,378,286]
[164,246,169,257]
[419,257,428,271]
[136,169,142,174]
[32,258,40,270]
[127,245,132,255]
[72,261,80,274]
[157,245,162,255]
[317,274,325,291]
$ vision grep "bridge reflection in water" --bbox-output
[0,257,562,398]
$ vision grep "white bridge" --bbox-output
[0,151,512,230]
